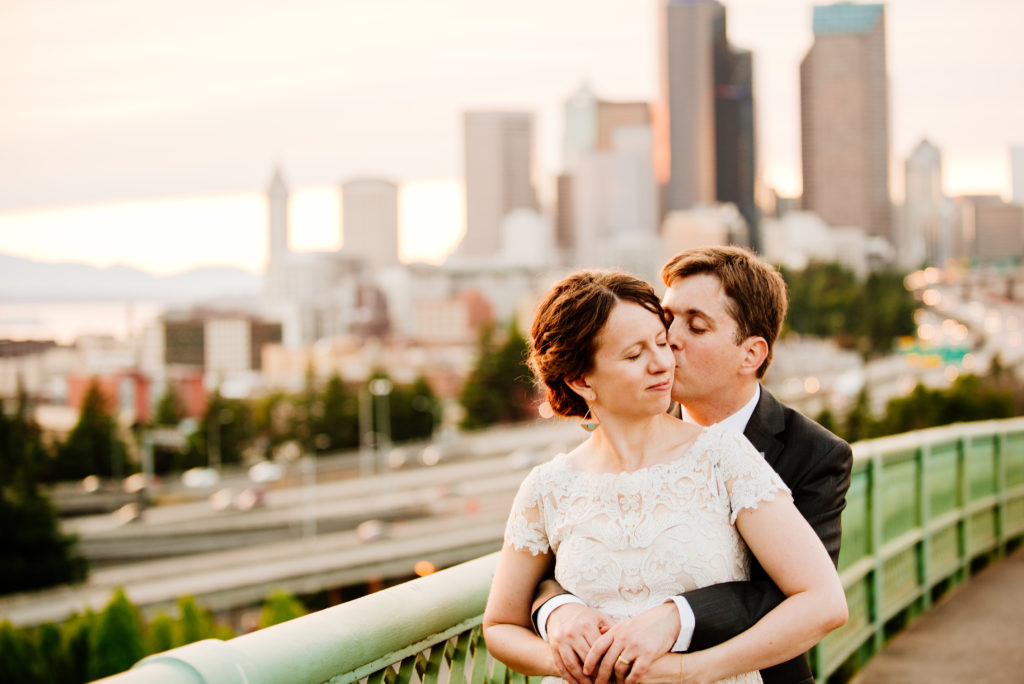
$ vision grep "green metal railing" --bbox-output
[811,417,1024,680]
[99,418,1024,684]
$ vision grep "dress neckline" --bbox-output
[553,424,724,479]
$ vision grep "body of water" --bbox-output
[0,300,166,345]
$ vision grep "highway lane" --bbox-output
[3,422,581,626]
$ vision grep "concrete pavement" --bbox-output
[853,547,1024,683]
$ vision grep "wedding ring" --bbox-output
[617,657,633,668]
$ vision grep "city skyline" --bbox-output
[1,0,1022,275]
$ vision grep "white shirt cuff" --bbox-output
[536,593,588,641]
[666,596,696,652]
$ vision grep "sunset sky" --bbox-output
[1,0,1022,275]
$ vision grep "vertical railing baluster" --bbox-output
[421,641,447,684]
[449,630,474,683]
[470,627,490,684]
[396,653,418,684]
[918,438,933,611]
[996,429,1007,554]
[368,666,389,684]
[957,431,969,581]
[869,446,885,655]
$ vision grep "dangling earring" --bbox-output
[580,408,599,432]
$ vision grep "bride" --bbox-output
[482,271,847,684]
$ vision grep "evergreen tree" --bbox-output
[259,590,307,628]
[146,613,178,654]
[389,376,440,442]
[173,595,234,645]
[311,374,359,451]
[55,379,127,480]
[1,385,51,483]
[858,270,918,356]
[0,621,37,683]
[0,484,87,593]
[779,262,917,356]
[36,622,75,684]
[842,387,877,443]
[185,392,255,469]
[459,323,535,430]
[152,382,184,427]
[88,589,146,680]
[62,612,95,684]
[253,391,295,456]
[874,375,1014,438]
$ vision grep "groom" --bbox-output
[533,246,853,684]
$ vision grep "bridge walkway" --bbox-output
[853,547,1024,683]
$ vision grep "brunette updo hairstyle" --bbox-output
[528,270,667,419]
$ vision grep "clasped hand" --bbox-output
[546,602,681,684]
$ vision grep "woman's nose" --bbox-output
[652,344,674,372]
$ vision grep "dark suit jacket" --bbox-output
[681,387,852,684]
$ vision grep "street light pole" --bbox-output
[368,378,393,474]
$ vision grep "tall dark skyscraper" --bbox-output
[801,3,892,242]
[656,0,759,250]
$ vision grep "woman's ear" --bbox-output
[566,375,595,403]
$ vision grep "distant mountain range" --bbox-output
[0,253,264,302]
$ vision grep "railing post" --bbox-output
[956,430,969,582]
[917,439,932,610]
[995,428,1007,554]
[869,446,885,655]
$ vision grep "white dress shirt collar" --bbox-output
[680,384,761,432]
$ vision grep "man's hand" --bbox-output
[583,602,681,684]
[546,603,615,684]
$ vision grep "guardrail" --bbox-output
[98,418,1024,684]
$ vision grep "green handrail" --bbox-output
[97,418,1024,684]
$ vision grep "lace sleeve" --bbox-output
[712,427,792,524]
[504,466,551,556]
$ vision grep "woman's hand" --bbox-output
[546,603,615,684]
[582,602,680,684]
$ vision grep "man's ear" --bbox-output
[740,337,769,376]
[566,375,595,403]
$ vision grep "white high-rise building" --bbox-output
[903,139,947,266]
[1011,146,1024,206]
[459,111,537,259]
[341,179,400,268]
[561,84,657,269]
[563,84,598,175]
[265,166,291,298]
[574,125,658,269]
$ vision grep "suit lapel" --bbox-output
[743,387,786,469]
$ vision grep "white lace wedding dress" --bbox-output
[505,423,791,684]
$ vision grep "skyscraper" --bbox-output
[656,0,759,249]
[341,178,400,268]
[903,139,946,266]
[559,84,655,258]
[265,166,291,298]
[1011,146,1024,206]
[459,111,537,258]
[801,3,892,242]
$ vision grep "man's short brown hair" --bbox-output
[661,246,788,378]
